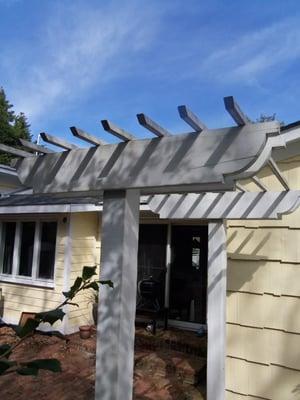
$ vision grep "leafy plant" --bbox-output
[0,265,113,376]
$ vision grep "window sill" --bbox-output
[0,274,55,289]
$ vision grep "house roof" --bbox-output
[0,192,151,214]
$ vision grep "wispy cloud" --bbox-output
[200,17,300,86]
[3,1,162,123]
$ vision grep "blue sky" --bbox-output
[1,0,300,144]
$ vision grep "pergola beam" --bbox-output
[40,132,78,151]
[16,121,281,194]
[268,157,290,191]
[178,105,207,132]
[101,120,135,142]
[70,126,107,146]
[224,96,251,126]
[137,113,171,137]
[19,138,54,154]
[0,143,33,158]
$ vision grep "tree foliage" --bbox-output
[0,87,31,165]
[256,113,284,126]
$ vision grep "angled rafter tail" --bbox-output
[19,138,54,154]
[70,126,107,146]
[0,143,33,158]
[101,120,135,142]
[251,175,268,192]
[235,182,246,192]
[40,132,78,151]
[178,105,207,132]
[224,96,252,126]
[268,157,290,191]
[137,113,171,137]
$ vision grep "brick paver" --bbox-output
[0,327,205,399]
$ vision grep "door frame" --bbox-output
[138,219,227,400]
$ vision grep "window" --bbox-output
[0,219,57,286]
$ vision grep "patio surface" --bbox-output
[0,325,206,399]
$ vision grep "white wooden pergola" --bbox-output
[2,96,300,400]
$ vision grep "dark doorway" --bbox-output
[169,225,208,324]
[137,224,167,310]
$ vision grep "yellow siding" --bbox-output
[67,212,100,330]
[0,217,67,329]
[226,158,300,399]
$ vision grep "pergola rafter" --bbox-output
[178,105,207,132]
[19,138,54,154]
[101,119,136,141]
[137,113,171,137]
[0,143,33,158]
[224,96,252,126]
[40,132,79,151]
[70,126,107,146]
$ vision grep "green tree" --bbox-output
[0,88,32,165]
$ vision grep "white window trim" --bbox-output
[0,218,58,288]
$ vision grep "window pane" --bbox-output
[1,222,16,274]
[19,222,35,276]
[38,222,57,279]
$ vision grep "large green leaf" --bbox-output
[17,367,38,376]
[0,360,16,375]
[0,344,12,359]
[64,277,83,299]
[82,266,97,281]
[83,281,99,291]
[11,324,22,336]
[18,318,40,338]
[99,280,114,288]
[36,309,65,325]
[25,359,62,373]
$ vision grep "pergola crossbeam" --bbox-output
[137,113,171,137]
[40,132,78,151]
[101,120,135,142]
[70,126,106,146]
[19,138,54,154]
[178,105,207,132]
[224,96,251,126]
[251,175,268,192]
[0,143,33,158]
[268,157,290,191]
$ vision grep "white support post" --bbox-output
[95,189,140,400]
[207,222,227,400]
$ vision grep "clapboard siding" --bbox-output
[226,357,300,400]
[226,158,300,399]
[67,212,100,328]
